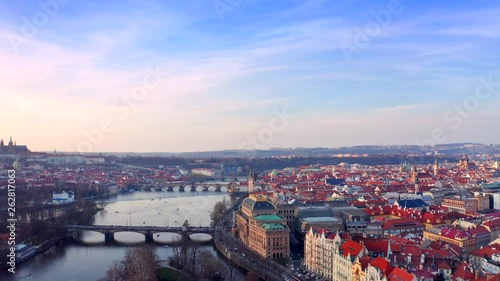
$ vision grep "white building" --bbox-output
[191,168,216,177]
[52,191,75,204]
[47,155,86,164]
[305,228,367,281]
[482,253,500,274]
[85,157,105,164]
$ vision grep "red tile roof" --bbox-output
[340,240,365,257]
[388,267,415,281]
[370,257,394,276]
[359,256,372,270]
[437,260,452,270]
[452,262,475,281]
[469,245,500,259]
[362,239,392,255]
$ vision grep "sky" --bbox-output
[0,0,499,153]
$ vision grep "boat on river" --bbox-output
[16,243,38,263]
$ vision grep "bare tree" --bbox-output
[99,247,158,281]
[210,199,229,227]
[195,250,226,281]
[97,261,125,281]
[170,237,191,270]
[123,247,158,281]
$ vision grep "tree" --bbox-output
[98,247,158,281]
[97,261,125,281]
[210,198,228,227]
[123,247,158,281]
[196,250,226,281]
[169,237,193,271]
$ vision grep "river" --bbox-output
[0,191,246,281]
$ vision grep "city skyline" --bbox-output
[1,1,499,152]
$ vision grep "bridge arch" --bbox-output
[153,232,183,243]
[188,233,213,242]
[73,230,106,243]
[112,231,148,243]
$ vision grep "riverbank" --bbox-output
[0,202,104,270]
[1,192,245,281]
[157,267,181,281]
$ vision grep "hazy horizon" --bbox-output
[1,1,499,153]
[35,142,497,155]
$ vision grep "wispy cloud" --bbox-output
[1,0,499,152]
[375,104,430,113]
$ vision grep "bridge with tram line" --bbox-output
[60,221,216,243]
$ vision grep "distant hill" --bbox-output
[101,143,500,158]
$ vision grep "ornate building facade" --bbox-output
[235,194,289,259]
[305,228,368,281]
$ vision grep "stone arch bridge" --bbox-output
[63,222,216,243]
[150,181,239,192]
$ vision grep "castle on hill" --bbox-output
[0,137,30,154]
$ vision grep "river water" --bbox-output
[0,191,246,281]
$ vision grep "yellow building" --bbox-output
[423,227,477,253]
[442,198,478,214]
[235,194,290,259]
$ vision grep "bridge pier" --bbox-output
[104,232,114,242]
[215,184,221,192]
[178,185,185,192]
[227,182,238,193]
[202,185,209,192]
[181,233,191,242]
[167,185,173,192]
[190,185,196,192]
[145,232,154,243]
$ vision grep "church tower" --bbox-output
[411,167,419,184]
[248,169,256,193]
[459,155,469,171]
[433,158,439,176]
[8,137,13,146]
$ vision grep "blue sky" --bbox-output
[0,0,499,152]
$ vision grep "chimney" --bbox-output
[475,268,479,280]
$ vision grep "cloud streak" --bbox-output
[1,1,499,152]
